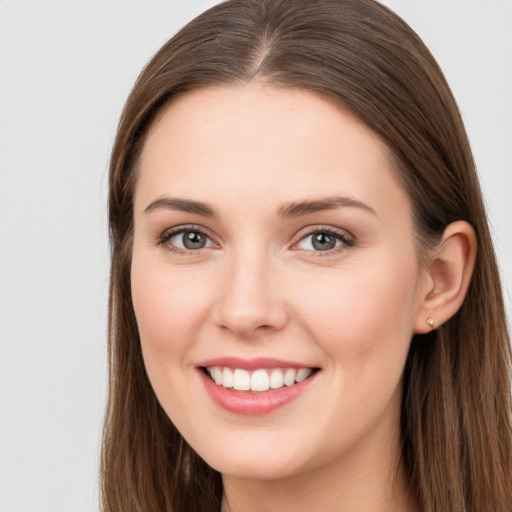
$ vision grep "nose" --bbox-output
[212,249,288,338]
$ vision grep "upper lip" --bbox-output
[198,356,317,370]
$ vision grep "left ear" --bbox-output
[414,221,477,334]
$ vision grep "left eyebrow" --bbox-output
[276,195,378,218]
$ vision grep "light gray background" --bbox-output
[1,1,510,511]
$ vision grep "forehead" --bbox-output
[135,84,410,221]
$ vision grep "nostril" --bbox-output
[212,268,288,335]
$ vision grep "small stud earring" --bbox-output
[426,317,436,329]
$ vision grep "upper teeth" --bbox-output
[206,367,313,392]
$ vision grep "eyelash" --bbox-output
[156,224,217,255]
[156,224,355,256]
[293,226,355,256]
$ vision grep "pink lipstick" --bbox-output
[197,357,319,415]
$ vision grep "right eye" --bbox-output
[158,227,216,252]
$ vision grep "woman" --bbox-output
[101,0,512,510]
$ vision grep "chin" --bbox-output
[206,455,305,481]
[189,432,310,481]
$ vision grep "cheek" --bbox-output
[292,254,420,366]
[131,260,209,350]
[130,255,218,423]
[288,255,420,444]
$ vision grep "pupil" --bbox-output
[183,231,206,249]
[312,233,335,251]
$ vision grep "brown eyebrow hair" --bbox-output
[144,197,218,217]
[144,195,377,218]
[277,195,377,217]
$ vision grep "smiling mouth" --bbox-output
[203,366,319,392]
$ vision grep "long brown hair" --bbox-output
[102,1,512,510]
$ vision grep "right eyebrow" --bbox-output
[143,197,218,217]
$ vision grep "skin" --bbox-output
[131,84,476,512]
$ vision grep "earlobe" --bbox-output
[414,221,477,334]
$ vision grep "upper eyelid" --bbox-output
[292,224,355,241]
[161,224,214,237]
[160,224,353,237]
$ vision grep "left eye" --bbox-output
[296,231,349,252]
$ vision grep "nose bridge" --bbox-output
[214,241,286,336]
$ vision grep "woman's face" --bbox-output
[131,85,429,481]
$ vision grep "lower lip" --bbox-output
[199,369,317,415]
